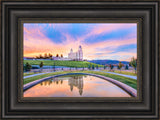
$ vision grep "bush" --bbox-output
[117,66,120,70]
[92,65,95,70]
[110,64,114,70]
[125,65,129,70]
[96,65,99,69]
[88,64,91,70]
[39,61,43,68]
[104,65,106,70]
[24,62,32,71]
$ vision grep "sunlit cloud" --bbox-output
[23,23,137,61]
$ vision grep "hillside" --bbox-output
[88,60,129,65]
[24,60,104,68]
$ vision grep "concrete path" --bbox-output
[101,71,137,80]
[24,72,53,79]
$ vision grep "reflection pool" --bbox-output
[24,75,131,97]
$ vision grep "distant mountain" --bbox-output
[88,60,129,65]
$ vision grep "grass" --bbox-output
[23,70,137,89]
[114,70,137,76]
[102,70,137,76]
[23,71,68,85]
[24,72,40,76]
[24,60,103,68]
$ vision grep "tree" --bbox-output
[104,65,106,70]
[125,65,129,70]
[61,54,63,58]
[44,53,48,59]
[111,65,114,70]
[118,62,123,72]
[117,65,120,70]
[109,64,111,70]
[92,65,95,70]
[49,53,52,58]
[96,65,99,70]
[36,56,39,59]
[39,62,43,72]
[56,54,59,57]
[109,64,114,71]
[24,62,32,71]
[39,54,43,59]
[130,57,137,73]
[88,64,91,70]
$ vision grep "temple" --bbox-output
[68,45,83,61]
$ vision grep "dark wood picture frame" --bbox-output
[0,0,159,119]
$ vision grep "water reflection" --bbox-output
[39,76,84,96]
[68,76,83,95]
[24,75,131,97]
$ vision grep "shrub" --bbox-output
[125,65,129,70]
[92,65,95,70]
[24,62,32,71]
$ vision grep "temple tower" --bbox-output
[78,45,83,61]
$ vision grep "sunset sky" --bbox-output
[23,23,137,61]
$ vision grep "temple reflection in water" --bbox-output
[68,76,83,95]
[24,75,131,97]
[40,75,84,96]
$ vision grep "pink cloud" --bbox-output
[76,23,137,43]
[88,23,136,36]
[23,23,137,61]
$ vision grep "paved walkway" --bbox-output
[24,72,54,79]
[101,71,137,80]
[24,71,137,80]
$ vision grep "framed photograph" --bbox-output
[1,0,159,119]
[23,22,138,98]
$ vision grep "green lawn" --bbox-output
[102,70,137,76]
[23,71,137,89]
[114,70,137,76]
[24,72,40,76]
[23,71,69,85]
[24,60,103,68]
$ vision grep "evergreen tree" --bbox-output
[39,61,43,68]
[92,65,95,70]
[125,65,129,70]
[88,64,91,70]
[39,62,43,72]
[24,62,32,71]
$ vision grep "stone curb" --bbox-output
[23,73,137,97]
